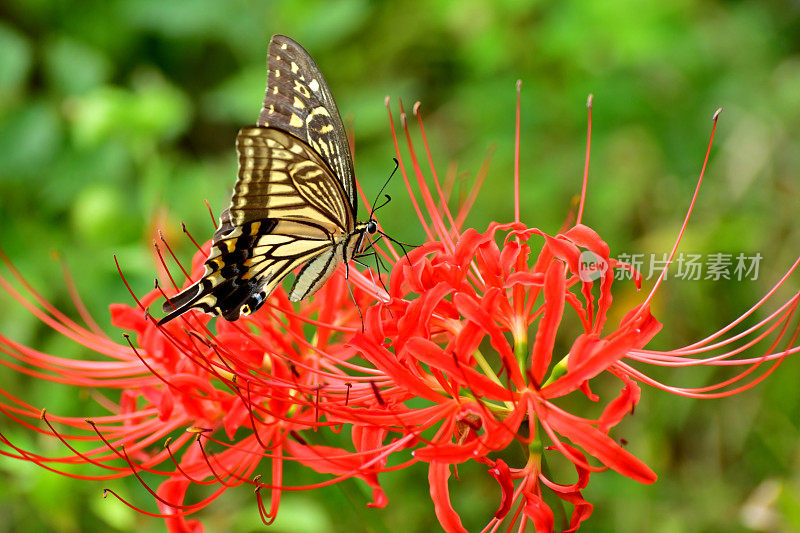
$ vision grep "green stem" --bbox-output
[514,338,527,373]
[473,348,503,386]
[540,354,570,388]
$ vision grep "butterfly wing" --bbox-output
[159,35,361,324]
[159,210,338,323]
[231,127,354,232]
[287,245,341,303]
[159,128,355,324]
[258,34,357,217]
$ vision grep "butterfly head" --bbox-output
[352,218,379,257]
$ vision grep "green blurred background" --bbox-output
[1,0,800,531]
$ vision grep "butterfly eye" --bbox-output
[367,220,378,234]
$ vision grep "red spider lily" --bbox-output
[1,86,799,533]
[0,232,397,531]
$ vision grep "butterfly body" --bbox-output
[159,35,376,325]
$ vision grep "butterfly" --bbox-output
[159,34,380,325]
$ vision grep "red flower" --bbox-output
[1,90,798,533]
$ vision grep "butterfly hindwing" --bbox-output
[258,34,357,216]
[160,212,336,323]
[288,243,341,302]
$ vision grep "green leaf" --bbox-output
[67,72,191,148]
[0,23,32,105]
[0,101,61,179]
[43,36,112,95]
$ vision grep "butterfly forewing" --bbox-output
[258,34,357,216]
[231,127,353,233]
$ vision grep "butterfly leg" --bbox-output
[343,268,365,332]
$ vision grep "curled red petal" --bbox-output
[429,462,468,533]
[563,224,610,258]
[487,458,514,519]
[454,228,494,268]
[499,239,523,277]
[542,308,661,398]
[157,478,204,533]
[540,442,590,492]
[503,271,544,288]
[414,440,481,463]
[542,235,582,275]
[536,402,656,484]
[405,337,515,400]
[559,489,594,533]
[453,321,484,364]
[351,334,442,403]
[110,303,145,333]
[523,489,555,533]
[598,376,641,432]
[452,290,525,387]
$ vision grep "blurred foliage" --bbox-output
[1,0,800,531]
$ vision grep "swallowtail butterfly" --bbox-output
[159,34,378,324]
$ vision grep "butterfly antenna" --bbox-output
[373,194,392,214]
[377,230,417,249]
[369,158,399,216]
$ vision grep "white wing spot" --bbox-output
[309,79,320,92]
[280,43,288,50]
[274,69,281,78]
[272,86,278,94]
[291,62,299,74]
